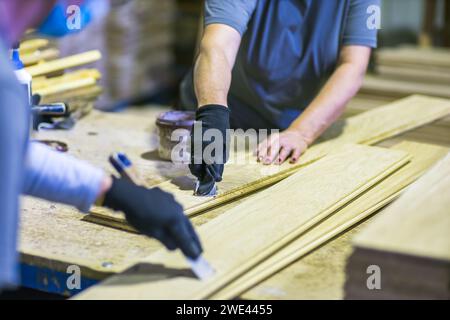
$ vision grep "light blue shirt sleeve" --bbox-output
[204,0,258,36]
[23,143,105,213]
[342,0,380,48]
[0,36,104,288]
[0,63,28,291]
[0,41,29,288]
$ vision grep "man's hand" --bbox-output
[189,105,230,189]
[256,46,371,166]
[256,129,310,165]
[102,177,202,259]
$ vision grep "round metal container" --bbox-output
[155,111,195,161]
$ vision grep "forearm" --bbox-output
[193,24,241,108]
[194,48,233,107]
[23,142,110,212]
[289,62,366,144]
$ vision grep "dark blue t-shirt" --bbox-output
[181,0,379,129]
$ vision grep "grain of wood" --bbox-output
[86,95,450,229]
[353,152,450,261]
[209,142,449,299]
[25,50,102,77]
[75,144,409,300]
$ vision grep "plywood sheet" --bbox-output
[75,144,409,300]
[353,152,450,262]
[209,142,449,299]
[86,95,450,229]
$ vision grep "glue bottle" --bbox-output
[11,43,32,106]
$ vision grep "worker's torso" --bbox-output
[230,0,350,128]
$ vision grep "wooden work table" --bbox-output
[20,97,450,298]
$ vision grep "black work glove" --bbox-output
[189,105,230,192]
[103,177,202,259]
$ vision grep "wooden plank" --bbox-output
[39,85,102,104]
[75,144,410,300]
[345,248,449,299]
[17,105,448,298]
[376,46,450,69]
[345,154,450,299]
[19,39,49,53]
[34,77,97,97]
[352,153,450,261]
[85,95,450,229]
[360,76,450,99]
[21,48,60,66]
[376,65,450,84]
[240,218,367,300]
[209,142,449,299]
[32,69,101,90]
[25,50,102,77]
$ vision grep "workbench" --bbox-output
[20,97,450,298]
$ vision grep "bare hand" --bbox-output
[256,130,309,165]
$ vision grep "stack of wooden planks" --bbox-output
[17,37,103,107]
[345,94,450,148]
[211,142,449,299]
[354,47,450,147]
[19,39,60,66]
[57,0,177,109]
[345,153,450,300]
[85,95,450,231]
[74,95,450,300]
[23,42,103,105]
[76,144,410,299]
[360,46,450,99]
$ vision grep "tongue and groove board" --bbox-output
[85,95,450,231]
[75,144,410,300]
[345,152,450,299]
[208,142,449,299]
[352,153,450,261]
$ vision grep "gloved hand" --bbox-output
[189,105,230,193]
[103,177,202,259]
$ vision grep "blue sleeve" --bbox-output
[204,0,258,36]
[0,43,29,288]
[342,0,380,48]
[24,143,105,213]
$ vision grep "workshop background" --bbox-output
[55,0,450,111]
[2,0,450,300]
